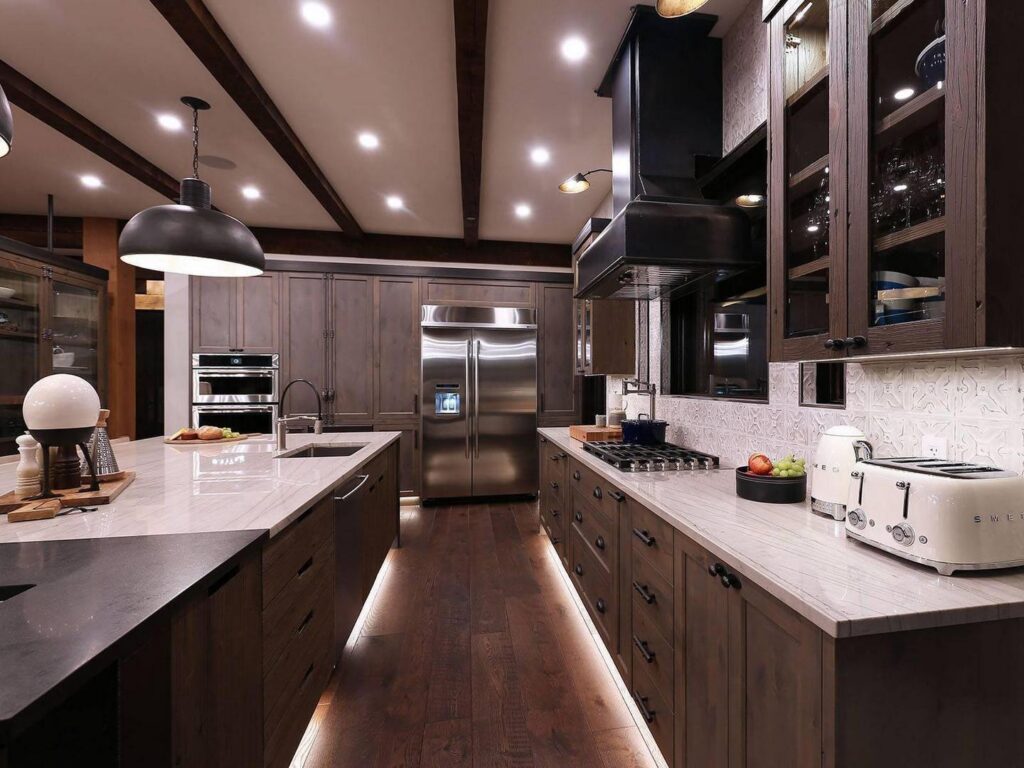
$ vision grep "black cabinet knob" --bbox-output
[595,535,605,550]
[574,511,583,523]
[824,337,847,350]
[574,563,583,576]
[708,562,726,578]
[550,481,559,490]
[844,335,867,349]
[573,470,581,481]
[551,509,559,518]
[593,487,603,500]
[595,598,606,614]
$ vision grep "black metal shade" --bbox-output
[0,84,13,158]
[119,178,265,277]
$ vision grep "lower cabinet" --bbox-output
[538,434,569,566]
[375,421,420,497]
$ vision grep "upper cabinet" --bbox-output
[769,0,1024,360]
[192,274,280,354]
[769,0,849,361]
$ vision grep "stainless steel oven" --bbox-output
[191,353,279,404]
[191,404,278,434]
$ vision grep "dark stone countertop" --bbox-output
[0,531,265,739]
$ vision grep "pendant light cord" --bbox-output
[191,106,200,180]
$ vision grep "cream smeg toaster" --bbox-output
[844,457,1024,575]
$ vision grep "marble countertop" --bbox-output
[0,431,399,544]
[0,531,265,736]
[540,427,1024,638]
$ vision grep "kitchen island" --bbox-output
[539,427,1024,768]
[0,432,401,768]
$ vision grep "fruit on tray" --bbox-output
[747,453,774,476]
[169,426,242,441]
[770,454,806,478]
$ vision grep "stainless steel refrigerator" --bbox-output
[420,305,538,501]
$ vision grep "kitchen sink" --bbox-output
[277,444,366,459]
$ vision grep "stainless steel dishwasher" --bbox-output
[333,472,369,662]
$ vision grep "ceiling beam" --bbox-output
[453,0,489,246]
[0,60,182,202]
[150,0,363,238]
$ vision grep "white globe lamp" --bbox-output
[23,374,102,497]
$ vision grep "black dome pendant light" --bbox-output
[119,96,264,277]
[0,83,13,158]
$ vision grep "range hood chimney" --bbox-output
[575,7,755,300]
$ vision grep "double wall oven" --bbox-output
[191,353,279,434]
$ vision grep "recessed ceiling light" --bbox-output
[894,87,916,101]
[358,132,380,150]
[514,203,532,219]
[530,147,550,166]
[560,36,588,63]
[807,224,820,233]
[893,183,908,192]
[156,113,183,132]
[300,1,332,29]
[80,174,102,189]
[241,185,261,200]
[735,193,765,208]
[386,195,404,210]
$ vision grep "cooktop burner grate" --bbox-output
[582,441,720,472]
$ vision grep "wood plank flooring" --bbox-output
[295,501,661,768]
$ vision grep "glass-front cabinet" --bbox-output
[847,0,965,353]
[0,249,106,455]
[769,0,848,360]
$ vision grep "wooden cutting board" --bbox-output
[569,425,623,443]
[163,434,247,445]
[0,471,136,516]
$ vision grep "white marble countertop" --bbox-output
[540,427,1024,639]
[0,432,399,544]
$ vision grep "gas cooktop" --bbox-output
[582,441,720,472]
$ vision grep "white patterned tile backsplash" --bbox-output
[955,357,1021,419]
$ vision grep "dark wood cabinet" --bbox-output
[769,0,1024,360]
[538,434,568,564]
[192,274,279,354]
[538,283,579,425]
[280,273,328,416]
[374,277,420,419]
[376,421,420,496]
[329,275,374,421]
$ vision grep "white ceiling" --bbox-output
[0,0,751,245]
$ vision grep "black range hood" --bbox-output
[575,7,756,300]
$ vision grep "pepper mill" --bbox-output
[14,433,41,500]
[52,444,81,490]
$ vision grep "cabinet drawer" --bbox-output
[632,658,674,764]
[540,505,564,549]
[263,576,333,731]
[263,629,332,768]
[544,484,567,527]
[569,525,616,647]
[632,548,674,645]
[571,489,616,573]
[570,459,628,522]
[262,497,333,608]
[630,501,674,582]
[263,539,333,669]
[631,598,673,708]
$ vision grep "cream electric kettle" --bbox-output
[811,426,873,520]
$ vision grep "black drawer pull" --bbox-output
[708,562,726,578]
[632,691,656,724]
[297,556,314,577]
[594,535,606,551]
[302,662,315,684]
[721,572,742,590]
[633,528,656,547]
[550,454,561,462]
[298,609,314,634]
[573,470,581,481]
[633,581,656,604]
[609,490,626,503]
[550,481,559,490]
[593,487,603,500]
[207,564,239,596]
[574,563,584,576]
[551,509,559,518]
[551,536,561,545]
[633,635,656,664]
[574,510,583,523]
[595,598,607,614]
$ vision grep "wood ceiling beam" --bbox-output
[0,60,182,202]
[453,0,489,247]
[150,0,363,238]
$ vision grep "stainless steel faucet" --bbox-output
[277,379,324,450]
[623,379,657,420]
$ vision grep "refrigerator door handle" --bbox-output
[465,339,471,459]
[474,339,481,458]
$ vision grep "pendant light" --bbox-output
[119,97,264,277]
[0,84,13,158]
[656,0,713,17]
[557,168,611,194]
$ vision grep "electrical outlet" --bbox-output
[921,435,947,460]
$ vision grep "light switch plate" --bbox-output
[922,435,948,460]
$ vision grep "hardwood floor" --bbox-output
[294,501,662,768]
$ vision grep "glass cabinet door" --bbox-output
[47,278,102,391]
[770,0,847,359]
[0,258,42,454]
[848,0,956,351]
